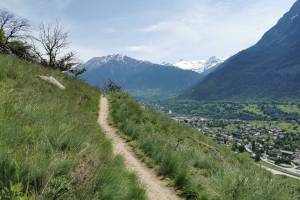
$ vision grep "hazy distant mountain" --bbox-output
[182,1,300,101]
[174,56,223,74]
[74,54,201,100]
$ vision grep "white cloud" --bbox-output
[125,45,154,52]
[0,0,296,63]
[139,24,161,32]
[71,45,104,62]
[103,28,117,33]
[135,0,295,62]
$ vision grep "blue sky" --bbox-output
[0,0,296,62]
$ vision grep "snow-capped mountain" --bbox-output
[174,56,224,73]
[73,54,150,70]
[70,54,201,100]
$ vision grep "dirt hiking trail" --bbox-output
[98,96,182,200]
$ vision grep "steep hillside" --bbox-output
[75,54,201,100]
[183,1,300,101]
[109,93,300,200]
[0,55,145,199]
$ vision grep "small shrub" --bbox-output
[8,41,33,61]
[0,29,5,45]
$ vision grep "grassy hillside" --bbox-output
[109,93,300,200]
[0,55,145,199]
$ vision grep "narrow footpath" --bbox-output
[98,96,182,200]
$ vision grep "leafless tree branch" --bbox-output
[33,21,76,69]
[0,9,30,43]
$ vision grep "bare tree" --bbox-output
[0,10,76,69]
[33,22,77,70]
[0,9,30,44]
[0,10,13,30]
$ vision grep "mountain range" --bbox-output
[73,54,202,100]
[72,1,300,102]
[182,0,300,101]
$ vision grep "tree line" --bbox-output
[0,9,76,71]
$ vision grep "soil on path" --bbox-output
[98,96,182,200]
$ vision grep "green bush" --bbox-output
[0,29,5,45]
[8,41,34,61]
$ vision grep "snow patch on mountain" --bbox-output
[73,54,152,71]
[73,54,223,75]
[174,56,224,73]
[291,14,299,21]
[83,54,127,69]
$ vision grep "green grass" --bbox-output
[242,104,265,116]
[276,121,300,133]
[278,105,300,114]
[244,120,300,134]
[156,100,300,121]
[109,92,300,200]
[0,55,146,199]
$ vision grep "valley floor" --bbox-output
[98,96,181,200]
